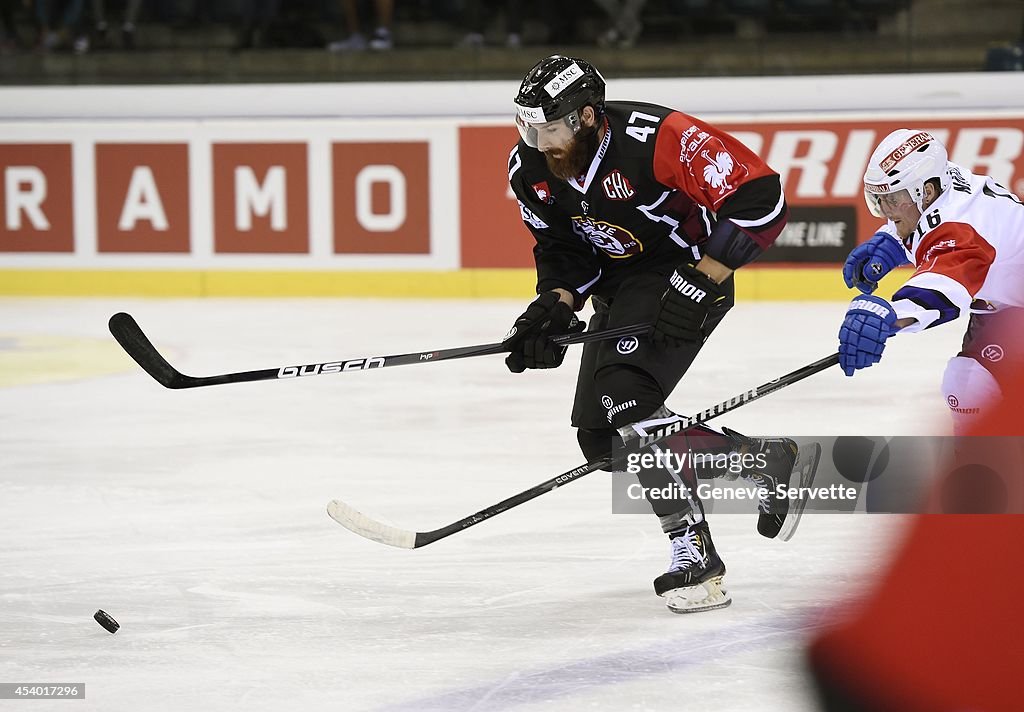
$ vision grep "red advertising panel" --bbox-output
[458,119,1024,266]
[95,143,190,253]
[0,144,73,252]
[332,142,430,254]
[459,126,534,268]
[212,143,309,254]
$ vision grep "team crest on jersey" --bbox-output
[601,170,635,201]
[923,238,956,263]
[678,127,748,204]
[532,181,555,204]
[571,216,642,258]
[700,149,740,195]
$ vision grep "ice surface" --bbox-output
[0,298,964,711]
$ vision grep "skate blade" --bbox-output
[661,576,732,614]
[778,442,822,542]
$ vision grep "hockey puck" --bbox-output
[93,609,120,634]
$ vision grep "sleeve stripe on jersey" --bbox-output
[698,205,713,238]
[576,270,602,297]
[508,146,522,181]
[902,266,973,313]
[892,273,969,333]
[731,185,786,228]
[896,286,960,328]
[637,190,696,252]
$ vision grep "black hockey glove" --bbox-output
[652,263,724,347]
[503,291,583,373]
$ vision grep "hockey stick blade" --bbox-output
[109,312,198,388]
[326,501,416,548]
[328,354,840,549]
[109,311,651,390]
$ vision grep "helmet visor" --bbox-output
[515,111,580,150]
[864,186,914,219]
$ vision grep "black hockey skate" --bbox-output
[654,520,731,614]
[724,428,821,541]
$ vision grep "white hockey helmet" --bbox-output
[863,129,951,218]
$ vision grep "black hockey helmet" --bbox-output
[514,55,606,125]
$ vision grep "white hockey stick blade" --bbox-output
[327,500,417,549]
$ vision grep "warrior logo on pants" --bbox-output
[617,336,639,354]
[982,344,1004,362]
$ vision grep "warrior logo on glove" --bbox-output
[668,272,708,303]
[652,264,723,347]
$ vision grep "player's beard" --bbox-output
[544,123,600,182]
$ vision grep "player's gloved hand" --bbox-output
[652,263,723,347]
[842,231,909,294]
[838,294,899,376]
[503,291,583,373]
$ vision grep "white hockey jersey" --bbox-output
[884,163,1024,333]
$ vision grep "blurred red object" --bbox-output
[807,318,1024,711]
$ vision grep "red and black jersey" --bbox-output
[508,100,788,304]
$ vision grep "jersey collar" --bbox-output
[567,118,611,195]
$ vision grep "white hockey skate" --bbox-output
[654,520,732,614]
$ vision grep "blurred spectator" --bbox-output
[1,0,20,53]
[327,0,393,52]
[171,0,211,30]
[237,0,280,49]
[593,0,647,48]
[91,0,143,50]
[456,0,522,49]
[455,0,579,48]
[34,0,89,53]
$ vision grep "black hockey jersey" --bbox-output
[508,101,787,304]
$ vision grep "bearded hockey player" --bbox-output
[500,55,811,613]
[839,129,1024,435]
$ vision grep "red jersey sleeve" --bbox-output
[910,222,996,295]
[652,111,776,212]
[890,222,997,331]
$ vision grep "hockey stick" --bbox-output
[327,353,840,549]
[108,311,650,390]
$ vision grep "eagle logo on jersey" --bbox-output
[679,127,748,206]
[532,181,554,204]
[571,216,642,258]
[701,150,736,193]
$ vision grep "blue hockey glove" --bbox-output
[842,231,909,294]
[838,295,898,376]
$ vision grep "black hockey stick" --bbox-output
[327,353,840,549]
[108,312,650,390]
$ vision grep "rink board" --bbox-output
[1,76,1022,297]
